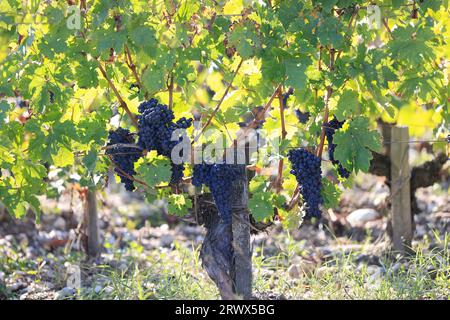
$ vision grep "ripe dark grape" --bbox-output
[106,128,142,191]
[295,109,310,124]
[170,163,185,184]
[137,99,192,184]
[282,88,310,124]
[192,163,244,224]
[287,148,323,219]
[325,117,350,178]
[282,87,294,107]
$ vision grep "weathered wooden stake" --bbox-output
[84,189,100,257]
[231,167,252,299]
[390,126,412,253]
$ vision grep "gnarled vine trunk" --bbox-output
[199,167,252,300]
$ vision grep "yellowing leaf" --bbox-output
[206,72,224,92]
[223,0,243,15]
[52,147,75,167]
[397,103,439,137]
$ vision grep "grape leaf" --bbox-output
[249,191,273,222]
[168,194,192,217]
[135,156,172,186]
[333,116,382,173]
[285,58,308,91]
[334,90,359,121]
[321,178,342,209]
[142,67,165,94]
[316,16,344,48]
[76,60,99,89]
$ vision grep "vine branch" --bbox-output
[236,84,282,141]
[317,85,332,159]
[272,89,287,192]
[168,73,174,109]
[124,44,146,98]
[108,156,149,188]
[97,60,139,127]
[192,58,243,145]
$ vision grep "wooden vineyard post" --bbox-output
[390,126,413,253]
[84,189,100,257]
[231,166,252,299]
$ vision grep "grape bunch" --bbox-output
[324,117,350,178]
[106,128,142,191]
[294,109,311,124]
[192,163,244,224]
[137,99,193,184]
[287,148,323,219]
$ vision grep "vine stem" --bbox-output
[102,143,143,150]
[124,44,146,99]
[317,86,333,158]
[97,60,139,127]
[192,58,243,145]
[168,73,174,109]
[107,155,149,188]
[234,84,282,143]
[382,18,393,38]
[273,89,287,192]
[336,7,359,61]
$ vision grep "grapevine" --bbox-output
[0,0,447,301]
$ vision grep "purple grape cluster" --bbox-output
[106,128,142,191]
[324,117,350,178]
[287,148,323,219]
[192,163,244,224]
[137,98,193,184]
[294,109,311,124]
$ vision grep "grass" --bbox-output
[1,230,449,300]
[76,233,449,300]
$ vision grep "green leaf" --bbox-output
[321,178,342,209]
[168,194,192,217]
[334,90,359,121]
[316,16,344,48]
[285,58,308,90]
[75,60,99,88]
[0,101,11,123]
[249,192,273,222]
[228,22,260,59]
[130,26,156,46]
[142,67,165,94]
[388,25,435,66]
[83,149,98,172]
[333,117,382,173]
[135,156,172,186]
[92,29,127,54]
[278,0,303,29]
